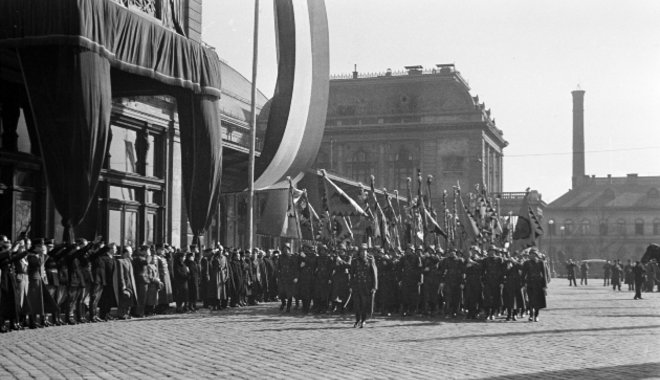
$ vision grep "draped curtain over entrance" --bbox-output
[177,94,223,238]
[19,46,112,243]
[1,0,224,242]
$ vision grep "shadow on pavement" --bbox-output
[483,362,660,380]
[398,324,660,342]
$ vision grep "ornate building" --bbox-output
[314,64,507,205]
[0,0,266,248]
[544,90,660,266]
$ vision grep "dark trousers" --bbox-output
[634,280,643,299]
[353,291,372,322]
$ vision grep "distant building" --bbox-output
[544,90,660,265]
[313,64,507,205]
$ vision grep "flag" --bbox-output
[334,216,354,241]
[423,207,447,238]
[281,181,302,239]
[369,177,390,247]
[457,195,480,245]
[513,192,544,246]
[319,210,333,242]
[322,171,367,217]
[296,189,318,241]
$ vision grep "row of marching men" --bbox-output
[274,242,550,324]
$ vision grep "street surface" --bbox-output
[1,279,659,379]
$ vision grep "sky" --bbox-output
[202,0,660,203]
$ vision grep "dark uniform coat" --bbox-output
[522,258,547,310]
[350,255,378,319]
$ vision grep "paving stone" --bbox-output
[0,279,658,379]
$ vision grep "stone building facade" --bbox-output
[313,64,507,205]
[0,0,266,248]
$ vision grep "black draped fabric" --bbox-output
[19,46,112,242]
[1,0,225,241]
[177,94,223,236]
[0,0,222,97]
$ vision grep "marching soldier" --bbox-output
[277,243,298,312]
[349,243,377,328]
[482,247,506,321]
[330,245,350,314]
[522,248,547,322]
[463,250,483,320]
[440,249,464,318]
[312,245,332,313]
[399,246,423,317]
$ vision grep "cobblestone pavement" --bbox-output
[1,279,659,380]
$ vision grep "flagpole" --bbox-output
[406,177,414,247]
[247,0,260,250]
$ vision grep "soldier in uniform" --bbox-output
[377,250,399,317]
[26,238,49,328]
[297,247,316,313]
[1,237,27,331]
[463,249,483,320]
[503,254,525,321]
[97,243,117,320]
[440,249,465,318]
[482,247,506,320]
[350,243,378,328]
[522,248,548,322]
[313,245,332,314]
[399,246,423,317]
[330,246,351,314]
[422,249,442,316]
[200,248,212,308]
[277,243,298,312]
[44,239,65,325]
[185,251,200,311]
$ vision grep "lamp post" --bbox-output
[548,219,555,276]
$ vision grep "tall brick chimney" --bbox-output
[572,89,585,188]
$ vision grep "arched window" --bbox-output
[616,219,626,235]
[635,218,645,236]
[648,188,659,199]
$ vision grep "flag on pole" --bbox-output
[513,190,544,246]
[281,178,302,239]
[296,189,318,241]
[335,216,354,242]
[322,170,367,217]
[457,194,481,245]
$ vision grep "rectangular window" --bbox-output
[109,126,138,173]
[146,213,156,244]
[635,222,644,236]
[124,210,138,247]
[108,209,122,245]
[109,186,136,202]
